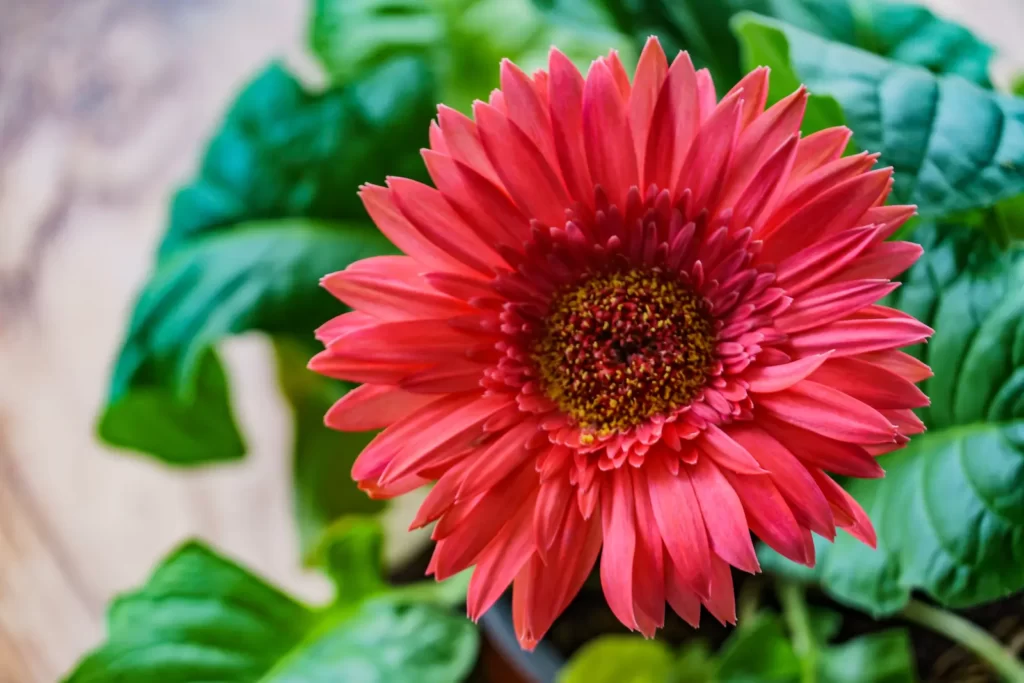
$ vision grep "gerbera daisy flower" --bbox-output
[310,37,932,648]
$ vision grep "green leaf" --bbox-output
[274,339,386,559]
[762,222,1024,615]
[672,641,716,683]
[162,58,434,258]
[732,14,1024,217]
[100,56,430,462]
[307,516,388,603]
[947,192,1024,248]
[732,12,849,137]
[715,613,801,683]
[102,220,393,463]
[310,0,445,85]
[538,0,992,95]
[558,635,674,683]
[65,541,479,683]
[98,348,246,464]
[763,0,992,86]
[311,0,632,114]
[818,630,917,683]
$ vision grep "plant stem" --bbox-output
[901,599,1024,683]
[737,576,762,626]
[778,580,817,683]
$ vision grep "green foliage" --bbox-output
[100,220,392,463]
[307,515,388,603]
[762,222,1024,616]
[560,610,915,683]
[163,59,434,257]
[534,0,993,94]
[732,13,848,137]
[310,0,631,113]
[98,348,246,464]
[100,55,430,464]
[819,631,918,683]
[64,526,478,683]
[275,339,386,559]
[558,636,674,683]
[731,15,1024,218]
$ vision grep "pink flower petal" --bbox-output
[758,380,898,444]
[583,59,639,207]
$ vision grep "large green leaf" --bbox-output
[101,220,393,464]
[535,0,992,94]
[311,0,632,114]
[274,339,385,561]
[98,348,246,464]
[65,540,479,682]
[762,222,1024,615]
[161,57,433,258]
[732,14,1024,218]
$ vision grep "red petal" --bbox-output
[776,280,900,334]
[838,241,923,281]
[727,66,769,129]
[775,225,882,296]
[389,177,503,275]
[758,380,898,444]
[700,424,766,474]
[856,349,933,383]
[644,51,699,191]
[788,318,933,357]
[600,467,639,630]
[730,424,835,539]
[324,384,436,431]
[761,168,893,262]
[703,555,737,625]
[501,59,560,173]
[437,105,501,185]
[760,416,885,479]
[721,469,811,566]
[548,49,595,208]
[809,469,877,547]
[631,467,667,633]
[476,101,571,227]
[583,59,639,207]
[690,456,759,573]
[649,459,712,599]
[745,352,833,393]
[675,91,743,212]
[629,37,669,175]
[810,357,930,409]
[465,491,538,619]
[787,127,852,185]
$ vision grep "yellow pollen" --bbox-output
[532,268,716,437]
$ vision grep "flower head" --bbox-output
[310,37,932,648]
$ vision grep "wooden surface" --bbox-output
[1,1,1022,682]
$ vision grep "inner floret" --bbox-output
[532,267,716,437]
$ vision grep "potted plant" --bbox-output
[71,1,1024,681]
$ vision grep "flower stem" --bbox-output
[778,580,817,683]
[900,599,1024,683]
[737,576,763,626]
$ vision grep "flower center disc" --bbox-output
[533,268,716,437]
